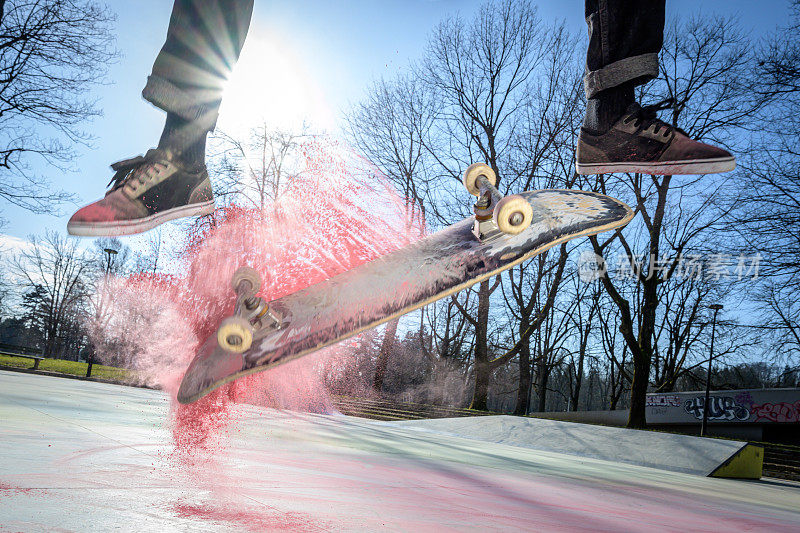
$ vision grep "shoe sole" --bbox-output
[67,200,215,237]
[575,156,736,176]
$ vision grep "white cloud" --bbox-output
[0,233,34,258]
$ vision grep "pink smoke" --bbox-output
[88,139,422,454]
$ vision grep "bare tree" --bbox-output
[0,236,10,321]
[347,0,588,409]
[588,15,765,428]
[347,74,435,227]
[89,237,130,275]
[11,230,89,357]
[498,33,584,415]
[211,124,315,210]
[733,1,800,372]
[566,275,601,411]
[651,272,713,392]
[596,295,630,410]
[531,295,572,412]
[501,248,568,414]
[0,0,117,220]
[347,74,435,392]
[420,0,568,410]
[133,229,163,274]
[0,261,9,321]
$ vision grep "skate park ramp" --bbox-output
[3,370,798,532]
[394,414,762,478]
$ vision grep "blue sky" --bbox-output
[0,0,794,248]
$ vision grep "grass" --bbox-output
[0,353,134,383]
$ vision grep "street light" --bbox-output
[87,248,118,378]
[701,303,723,437]
[103,248,118,272]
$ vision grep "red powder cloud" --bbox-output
[87,139,421,456]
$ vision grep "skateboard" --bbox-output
[177,163,633,404]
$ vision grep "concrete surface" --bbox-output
[2,370,800,532]
[395,415,750,476]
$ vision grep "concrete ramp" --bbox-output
[393,415,762,478]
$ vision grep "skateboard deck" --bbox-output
[177,189,632,403]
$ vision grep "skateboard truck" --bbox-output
[216,266,282,353]
[463,163,535,241]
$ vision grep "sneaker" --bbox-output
[576,102,735,175]
[67,149,214,237]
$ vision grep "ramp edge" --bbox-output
[710,443,763,479]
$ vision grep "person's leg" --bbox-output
[576,0,735,175]
[144,0,255,163]
[582,0,663,134]
[68,0,254,237]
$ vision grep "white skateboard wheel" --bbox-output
[231,266,261,296]
[462,163,497,196]
[217,316,254,353]
[493,195,533,234]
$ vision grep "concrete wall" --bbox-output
[527,411,766,441]
[529,388,800,443]
[646,388,800,425]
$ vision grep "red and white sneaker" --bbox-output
[576,103,736,175]
[67,148,214,237]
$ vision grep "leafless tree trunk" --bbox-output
[502,248,568,414]
[566,277,600,411]
[499,34,583,415]
[598,298,630,410]
[531,292,572,412]
[651,275,711,392]
[588,15,765,428]
[421,0,568,410]
[372,318,399,393]
[140,230,164,275]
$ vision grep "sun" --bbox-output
[217,33,334,136]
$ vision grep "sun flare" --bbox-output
[218,33,334,135]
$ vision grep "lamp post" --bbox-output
[103,248,118,273]
[87,248,117,377]
[701,303,723,437]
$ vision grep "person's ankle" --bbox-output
[158,113,208,166]
[582,83,634,135]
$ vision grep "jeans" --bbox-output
[142,1,665,125]
[584,0,665,98]
[141,0,254,131]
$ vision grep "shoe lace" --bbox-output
[622,98,686,137]
[107,149,169,193]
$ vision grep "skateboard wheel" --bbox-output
[493,195,533,235]
[231,266,261,296]
[217,316,254,353]
[462,163,497,196]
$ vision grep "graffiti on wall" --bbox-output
[683,396,751,421]
[751,401,800,423]
[646,395,681,407]
[734,391,755,411]
[647,389,799,424]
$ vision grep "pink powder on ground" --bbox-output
[173,502,326,532]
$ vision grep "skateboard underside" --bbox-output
[177,189,632,403]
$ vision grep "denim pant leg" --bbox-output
[142,0,254,132]
[584,0,665,98]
